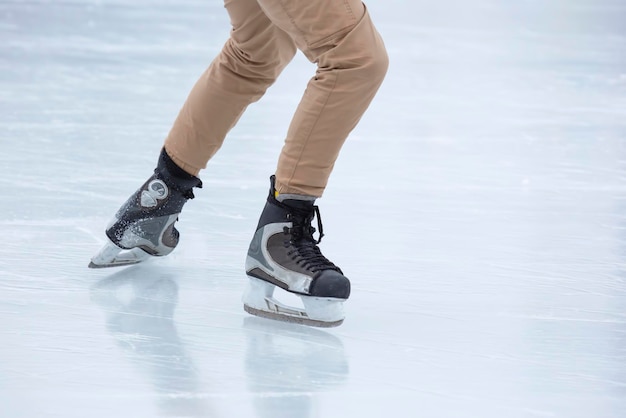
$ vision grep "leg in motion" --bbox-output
[244,0,388,326]
[90,0,296,267]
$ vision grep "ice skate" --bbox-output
[89,149,202,268]
[243,176,350,327]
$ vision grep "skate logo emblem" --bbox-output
[140,179,169,208]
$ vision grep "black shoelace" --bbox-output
[283,206,342,274]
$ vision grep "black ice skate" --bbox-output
[243,176,350,327]
[89,149,202,268]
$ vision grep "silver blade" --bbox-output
[242,276,345,328]
[88,241,150,269]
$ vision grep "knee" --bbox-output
[318,9,389,87]
[359,30,389,87]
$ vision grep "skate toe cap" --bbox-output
[310,271,351,299]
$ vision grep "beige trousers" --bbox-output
[164,0,388,197]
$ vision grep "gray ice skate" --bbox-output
[243,176,350,327]
[89,150,202,268]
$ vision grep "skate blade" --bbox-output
[242,277,345,328]
[88,240,150,269]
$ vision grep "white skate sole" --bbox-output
[88,240,151,269]
[242,276,345,328]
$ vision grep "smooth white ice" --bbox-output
[1,0,626,417]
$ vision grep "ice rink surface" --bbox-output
[2,0,626,416]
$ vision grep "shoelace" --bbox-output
[283,206,342,273]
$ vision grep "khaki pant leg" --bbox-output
[164,0,297,175]
[256,0,389,196]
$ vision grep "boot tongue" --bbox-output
[156,148,203,196]
[280,198,322,244]
[281,199,317,226]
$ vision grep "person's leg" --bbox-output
[164,0,297,175]
[256,0,389,196]
[243,1,387,326]
[90,1,297,268]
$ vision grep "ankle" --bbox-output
[156,149,202,195]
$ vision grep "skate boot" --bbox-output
[243,176,350,327]
[89,149,202,268]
